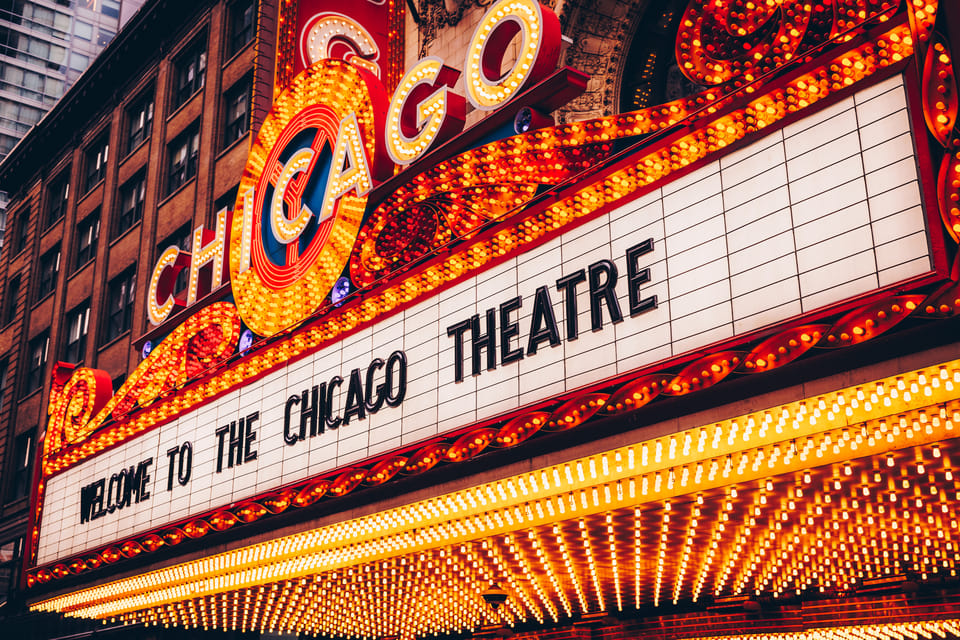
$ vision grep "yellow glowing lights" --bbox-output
[319,112,374,222]
[31,359,960,636]
[148,247,186,325]
[304,15,380,78]
[269,148,317,243]
[464,0,559,110]
[187,207,229,306]
[230,59,380,337]
[386,57,465,164]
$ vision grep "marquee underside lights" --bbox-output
[28,360,960,637]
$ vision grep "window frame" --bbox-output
[222,74,251,149]
[44,171,69,228]
[63,300,90,364]
[23,332,48,397]
[171,36,207,110]
[227,0,256,57]
[0,536,23,606]
[6,430,35,503]
[125,88,154,154]
[166,123,200,195]
[83,133,109,193]
[102,266,136,344]
[74,209,99,271]
[35,244,60,301]
[116,172,146,237]
[13,210,27,255]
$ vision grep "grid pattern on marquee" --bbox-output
[37,73,931,565]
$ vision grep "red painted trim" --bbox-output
[943,1,960,99]
[904,59,953,278]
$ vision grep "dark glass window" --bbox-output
[167,124,199,194]
[3,274,19,325]
[35,244,59,300]
[14,210,27,254]
[84,134,109,192]
[117,173,145,237]
[0,361,7,418]
[126,90,154,152]
[228,0,255,56]
[103,267,136,343]
[100,0,119,18]
[172,39,206,109]
[0,537,23,605]
[223,75,251,148]
[45,172,69,227]
[74,209,99,269]
[157,224,192,297]
[24,332,47,396]
[97,28,114,47]
[63,301,90,363]
[7,431,34,502]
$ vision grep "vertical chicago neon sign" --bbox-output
[148,0,561,337]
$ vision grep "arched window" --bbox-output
[619,0,703,113]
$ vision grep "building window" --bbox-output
[69,52,89,72]
[84,134,109,192]
[126,90,154,153]
[13,210,27,254]
[63,301,90,363]
[35,244,60,301]
[97,28,114,47]
[7,431,34,502]
[45,172,69,228]
[74,209,99,270]
[100,0,119,18]
[0,361,7,418]
[167,124,199,194]
[172,38,206,109]
[23,333,48,396]
[223,75,251,148]
[0,537,22,605]
[103,267,136,343]
[3,274,19,325]
[228,0,256,57]
[117,172,145,237]
[157,224,192,297]
[74,20,92,40]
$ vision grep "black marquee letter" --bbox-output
[527,286,561,355]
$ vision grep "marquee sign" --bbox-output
[26,0,960,587]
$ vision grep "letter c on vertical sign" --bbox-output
[147,245,190,325]
[463,0,562,111]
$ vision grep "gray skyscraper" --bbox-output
[0,0,145,159]
[0,0,144,250]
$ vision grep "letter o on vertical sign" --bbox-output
[463,0,561,111]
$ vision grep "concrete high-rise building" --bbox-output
[0,0,146,160]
